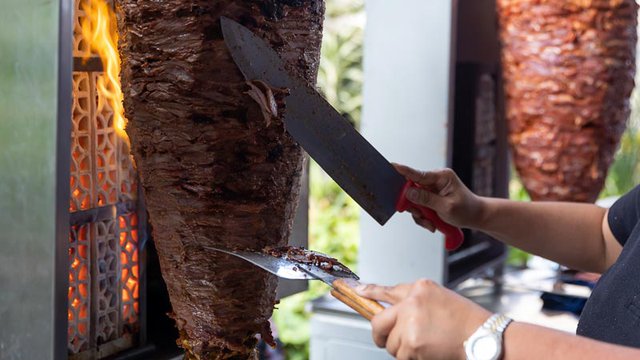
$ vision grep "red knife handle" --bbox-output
[395,181,464,251]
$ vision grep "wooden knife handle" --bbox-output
[331,278,385,321]
[330,289,375,320]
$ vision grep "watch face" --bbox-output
[469,334,500,360]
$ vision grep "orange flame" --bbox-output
[80,0,128,140]
[73,0,140,328]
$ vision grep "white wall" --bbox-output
[310,2,457,358]
[358,0,456,285]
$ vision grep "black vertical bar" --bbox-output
[115,206,124,340]
[493,68,510,199]
[89,222,98,352]
[55,0,73,359]
[88,71,99,352]
[137,180,149,347]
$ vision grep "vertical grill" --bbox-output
[67,0,146,358]
[2,0,309,358]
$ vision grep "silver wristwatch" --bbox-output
[463,313,513,360]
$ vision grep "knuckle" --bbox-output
[435,168,451,177]
[405,333,422,352]
[414,279,437,296]
[416,278,436,289]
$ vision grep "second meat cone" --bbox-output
[116,1,325,359]
[497,0,637,202]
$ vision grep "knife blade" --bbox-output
[220,17,463,250]
[207,246,384,320]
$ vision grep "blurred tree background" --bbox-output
[273,0,640,356]
[272,1,364,359]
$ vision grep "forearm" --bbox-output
[473,198,608,272]
[504,322,640,360]
[392,165,618,272]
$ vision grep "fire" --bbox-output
[81,0,138,312]
[69,0,140,336]
[80,0,128,140]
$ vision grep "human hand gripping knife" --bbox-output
[210,247,385,320]
[220,17,463,250]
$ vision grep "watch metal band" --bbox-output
[465,313,513,360]
[483,313,513,334]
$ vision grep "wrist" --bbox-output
[457,310,490,360]
[464,313,514,360]
[469,196,494,230]
[463,308,492,341]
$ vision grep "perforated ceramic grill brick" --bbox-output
[67,0,145,358]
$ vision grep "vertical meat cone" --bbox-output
[497,0,637,202]
[116,1,325,358]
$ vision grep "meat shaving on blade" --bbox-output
[264,246,355,275]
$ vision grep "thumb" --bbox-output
[405,187,447,213]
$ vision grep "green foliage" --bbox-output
[508,172,531,202]
[272,164,360,360]
[600,78,640,198]
[506,171,532,267]
[316,1,364,127]
[308,165,360,270]
[601,126,640,198]
[506,247,531,268]
[272,1,365,358]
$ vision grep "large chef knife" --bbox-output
[208,247,385,320]
[221,17,463,250]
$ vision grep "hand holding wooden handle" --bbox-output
[330,278,385,321]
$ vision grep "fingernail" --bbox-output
[406,188,419,202]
